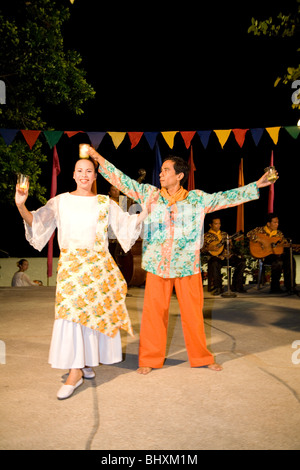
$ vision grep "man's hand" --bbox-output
[256,170,278,188]
[87,146,105,167]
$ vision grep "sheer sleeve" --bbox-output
[108,200,142,253]
[22,273,37,286]
[24,197,58,252]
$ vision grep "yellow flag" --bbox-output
[214,129,231,148]
[265,127,281,145]
[107,132,126,149]
[161,131,177,148]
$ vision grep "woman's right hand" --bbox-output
[15,184,29,207]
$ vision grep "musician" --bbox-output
[202,216,246,295]
[247,213,296,293]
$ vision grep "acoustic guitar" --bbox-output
[208,241,225,257]
[249,233,300,259]
[208,231,243,257]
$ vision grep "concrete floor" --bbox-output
[0,284,300,450]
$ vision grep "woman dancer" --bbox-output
[15,157,152,399]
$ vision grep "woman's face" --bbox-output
[73,159,97,190]
[20,260,29,272]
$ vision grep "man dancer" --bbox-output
[88,146,275,374]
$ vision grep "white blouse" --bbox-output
[11,272,37,287]
[24,193,141,253]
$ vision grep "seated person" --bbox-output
[202,216,246,295]
[247,213,295,293]
[11,259,42,286]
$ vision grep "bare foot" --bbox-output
[207,363,223,371]
[65,368,83,385]
[137,367,152,375]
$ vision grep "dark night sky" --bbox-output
[2,0,300,258]
[59,0,299,131]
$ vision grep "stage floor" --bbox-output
[0,285,300,450]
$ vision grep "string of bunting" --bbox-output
[0,126,300,150]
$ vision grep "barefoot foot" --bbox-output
[207,363,223,371]
[137,367,152,375]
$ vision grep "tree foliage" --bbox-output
[0,0,95,205]
[248,1,300,108]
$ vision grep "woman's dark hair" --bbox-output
[17,259,27,268]
[163,155,190,185]
[75,157,98,172]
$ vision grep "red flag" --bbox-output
[187,145,196,191]
[20,130,41,149]
[232,129,249,148]
[47,145,61,278]
[128,132,143,149]
[236,158,244,233]
[268,151,274,213]
[181,131,196,149]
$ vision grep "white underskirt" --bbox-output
[48,319,122,369]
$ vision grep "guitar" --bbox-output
[208,241,225,257]
[208,231,243,257]
[249,233,300,259]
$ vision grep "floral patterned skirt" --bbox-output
[55,248,133,337]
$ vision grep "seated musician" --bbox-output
[202,216,246,295]
[247,213,295,293]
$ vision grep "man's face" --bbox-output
[210,219,221,232]
[267,217,279,232]
[159,160,183,189]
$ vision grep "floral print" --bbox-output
[55,196,133,338]
[98,159,260,278]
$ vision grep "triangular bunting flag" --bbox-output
[180,131,196,149]
[197,130,211,149]
[0,128,19,146]
[86,131,106,149]
[214,129,231,148]
[43,130,63,149]
[107,132,126,149]
[250,128,264,146]
[64,131,84,137]
[284,126,300,139]
[20,130,41,149]
[232,129,249,148]
[144,132,159,149]
[161,131,177,148]
[128,132,143,149]
[266,127,281,145]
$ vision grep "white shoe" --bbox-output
[82,367,95,379]
[57,378,83,400]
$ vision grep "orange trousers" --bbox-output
[139,272,214,368]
